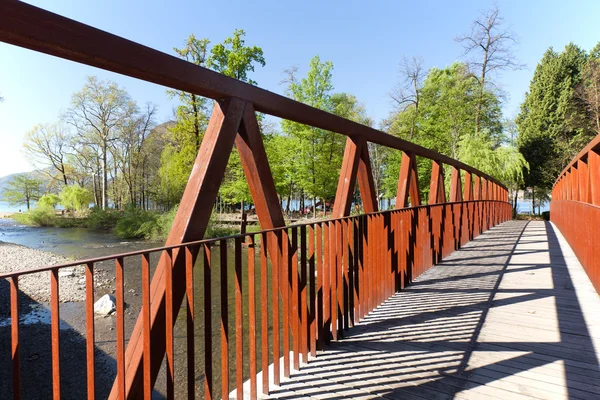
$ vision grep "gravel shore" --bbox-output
[0,240,98,304]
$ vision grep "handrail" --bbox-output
[0,1,506,190]
[551,132,600,294]
[2,201,511,399]
[0,199,508,280]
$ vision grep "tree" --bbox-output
[579,43,600,132]
[208,29,265,84]
[66,76,137,209]
[158,30,266,213]
[390,56,426,139]
[517,43,592,211]
[383,62,503,200]
[59,184,93,213]
[24,123,72,185]
[168,35,211,152]
[38,193,61,209]
[456,5,522,135]
[282,56,339,216]
[2,174,44,210]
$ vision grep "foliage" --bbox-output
[38,193,61,209]
[59,184,93,213]
[2,174,44,210]
[383,62,503,200]
[208,29,265,84]
[281,56,342,206]
[87,207,119,230]
[12,206,57,227]
[115,207,159,239]
[517,43,593,193]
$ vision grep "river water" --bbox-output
[0,217,263,399]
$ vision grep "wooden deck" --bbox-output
[265,220,600,399]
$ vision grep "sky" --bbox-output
[1,0,599,177]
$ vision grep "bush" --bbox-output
[12,206,57,227]
[115,207,158,239]
[144,205,178,240]
[38,193,60,209]
[87,207,120,230]
[60,185,93,213]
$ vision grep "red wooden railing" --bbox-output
[551,133,600,294]
[0,2,511,399]
[0,201,510,399]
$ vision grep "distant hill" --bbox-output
[0,170,50,194]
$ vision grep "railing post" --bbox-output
[589,149,600,206]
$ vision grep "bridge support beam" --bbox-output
[333,137,378,217]
[110,98,285,399]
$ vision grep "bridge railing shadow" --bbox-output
[267,221,600,399]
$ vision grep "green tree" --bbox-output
[38,193,61,209]
[517,43,593,210]
[2,174,44,210]
[208,29,265,84]
[282,56,340,215]
[383,62,502,201]
[59,184,93,213]
[66,76,138,209]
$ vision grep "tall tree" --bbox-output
[2,174,44,211]
[383,62,503,200]
[390,56,426,139]
[66,76,137,209]
[579,43,600,132]
[517,43,592,209]
[456,5,522,135]
[23,123,72,186]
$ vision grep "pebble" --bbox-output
[0,240,109,303]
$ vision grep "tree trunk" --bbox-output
[102,143,108,210]
[531,187,535,215]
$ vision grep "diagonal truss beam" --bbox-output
[429,160,446,205]
[396,151,421,208]
[111,98,285,399]
[333,137,378,217]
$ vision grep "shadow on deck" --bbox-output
[265,220,600,400]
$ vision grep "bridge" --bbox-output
[1,2,599,400]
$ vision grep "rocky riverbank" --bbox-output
[0,240,95,304]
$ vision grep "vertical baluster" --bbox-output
[51,269,61,400]
[281,228,290,377]
[203,244,212,400]
[85,262,95,400]
[235,237,243,398]
[260,232,269,395]
[141,253,151,400]
[308,225,316,357]
[291,226,299,370]
[300,225,308,364]
[220,239,229,397]
[330,221,338,341]
[323,223,330,344]
[353,218,359,322]
[344,217,356,329]
[116,257,126,400]
[164,250,174,400]
[248,235,257,399]
[316,223,324,350]
[272,231,280,385]
[359,215,365,321]
[11,276,21,400]
[337,219,344,335]
[186,246,195,400]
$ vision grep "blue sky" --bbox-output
[1,0,599,177]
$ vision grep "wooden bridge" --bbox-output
[1,2,600,400]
